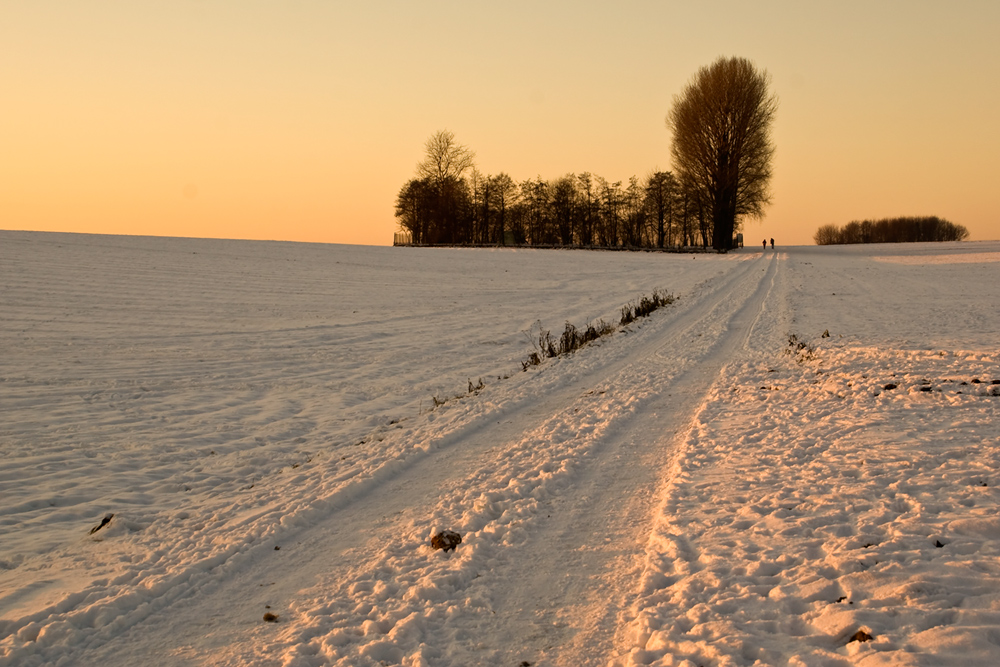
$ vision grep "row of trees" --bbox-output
[395,136,719,249]
[396,57,778,251]
[814,217,969,245]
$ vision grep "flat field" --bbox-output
[2,231,999,666]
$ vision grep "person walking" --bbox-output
[770,238,774,249]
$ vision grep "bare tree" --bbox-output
[596,177,623,246]
[489,173,518,244]
[677,186,699,247]
[468,168,489,244]
[416,130,476,186]
[395,178,432,244]
[644,170,678,248]
[622,176,646,247]
[667,57,777,250]
[813,224,840,245]
[576,172,598,246]
[520,177,551,244]
[550,175,578,245]
[400,130,476,244]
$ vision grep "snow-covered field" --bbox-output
[1,231,998,666]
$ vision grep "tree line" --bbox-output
[396,57,778,251]
[813,216,969,245]
[395,131,715,249]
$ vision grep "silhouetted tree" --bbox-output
[576,172,598,246]
[395,130,477,244]
[597,177,623,246]
[622,176,647,247]
[489,173,518,244]
[468,168,490,244]
[694,189,711,248]
[395,178,433,244]
[644,171,678,248]
[677,186,699,247]
[520,177,551,244]
[417,130,476,185]
[550,175,578,245]
[668,56,778,250]
[429,176,472,244]
[813,224,840,245]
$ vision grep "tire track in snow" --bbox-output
[225,252,780,667]
[4,251,779,667]
[432,256,783,666]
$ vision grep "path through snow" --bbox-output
[2,234,999,666]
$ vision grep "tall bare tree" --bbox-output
[416,130,476,185]
[667,57,777,250]
[520,177,551,244]
[550,175,578,245]
[402,130,475,244]
[467,168,489,244]
[596,177,623,246]
[394,178,432,244]
[576,172,598,246]
[489,173,517,244]
[644,170,678,248]
[622,176,646,247]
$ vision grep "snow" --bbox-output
[874,252,1000,265]
[1,232,998,666]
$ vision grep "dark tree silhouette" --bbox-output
[813,223,840,246]
[417,130,476,185]
[668,56,778,250]
[596,177,623,247]
[394,178,432,244]
[550,175,578,246]
[395,131,476,244]
[644,171,678,248]
[396,131,747,250]
[576,173,598,246]
[814,217,969,245]
[622,176,646,247]
[520,177,550,244]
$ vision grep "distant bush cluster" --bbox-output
[813,216,969,245]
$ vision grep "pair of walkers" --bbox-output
[762,238,774,250]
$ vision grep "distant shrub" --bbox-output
[813,216,969,245]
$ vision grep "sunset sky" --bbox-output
[3,2,998,246]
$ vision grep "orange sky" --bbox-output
[3,2,998,246]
